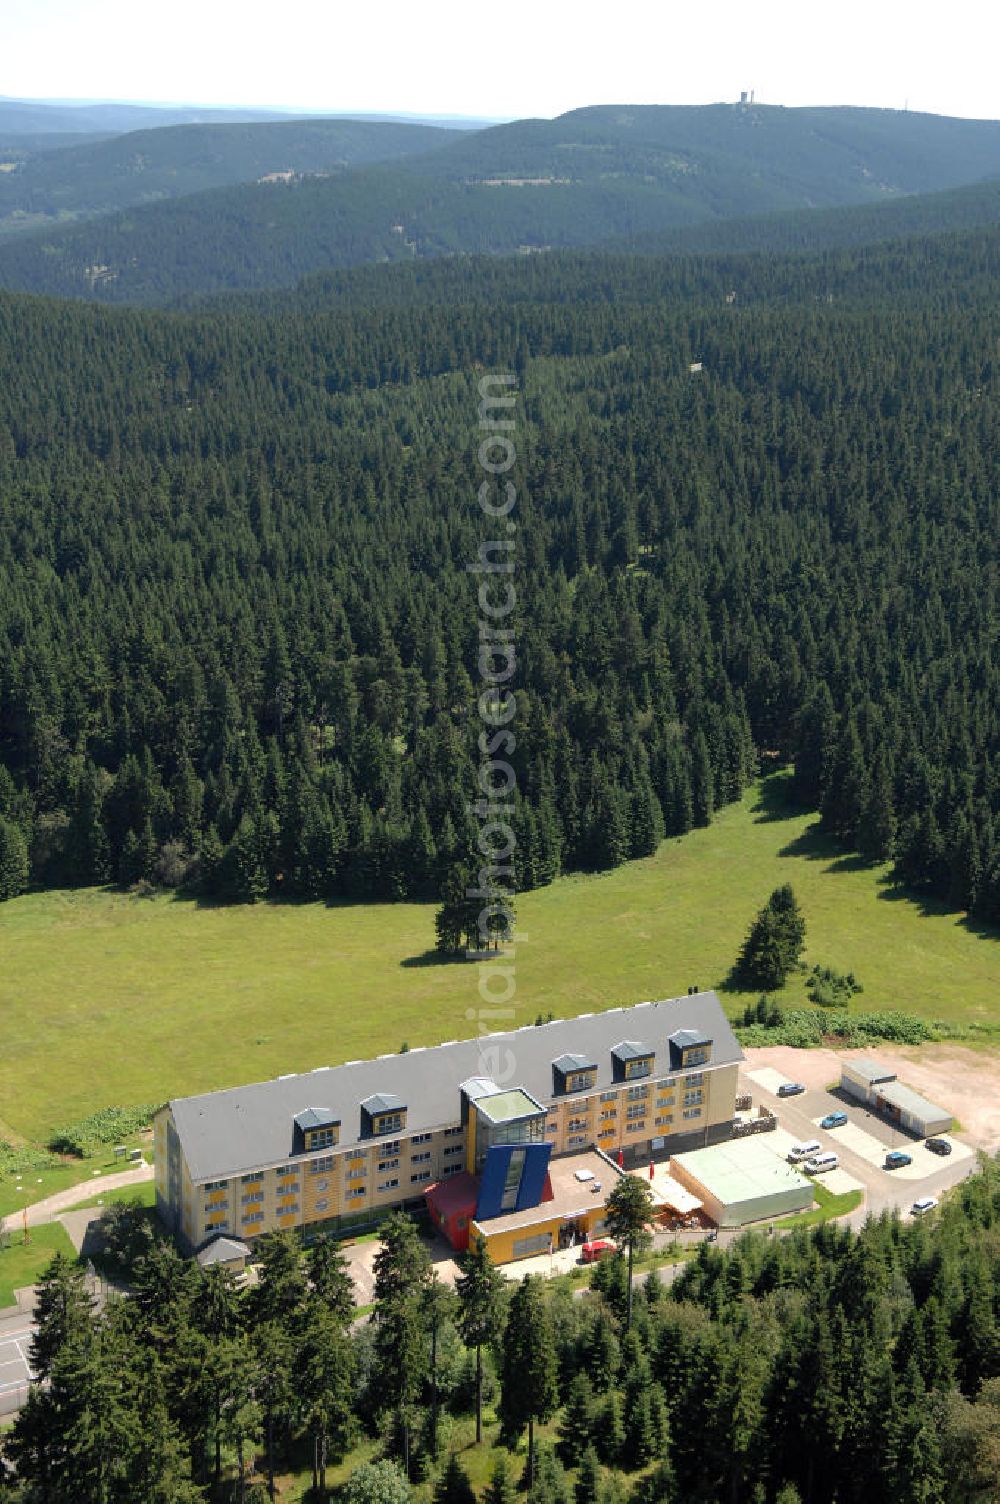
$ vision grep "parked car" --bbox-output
[911,1197,939,1216]
[777,1082,806,1098]
[884,1150,913,1170]
[581,1239,615,1264]
[803,1152,839,1174]
[787,1140,822,1163]
[925,1137,952,1156]
[820,1111,848,1129]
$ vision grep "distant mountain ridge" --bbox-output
[3,102,1000,302]
[0,118,462,235]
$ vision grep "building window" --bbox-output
[411,1133,432,1145]
[241,1172,263,1185]
[625,1059,652,1079]
[512,1232,552,1258]
[378,1157,400,1172]
[279,1203,299,1217]
[626,1121,646,1133]
[204,1199,229,1213]
[242,1210,264,1225]
[567,1118,589,1133]
[241,1191,264,1205]
[655,1115,673,1128]
[684,1073,705,1087]
[315,1198,329,1212]
[276,1165,297,1178]
[444,1126,463,1138]
[410,1170,431,1184]
[600,1091,617,1102]
[411,1151,432,1164]
[204,1178,228,1192]
[375,1114,403,1135]
[682,1107,702,1120]
[380,1141,400,1155]
[278,1185,300,1199]
[683,1090,704,1107]
[684,1047,710,1067]
[346,1186,367,1199]
[626,1104,646,1120]
[626,1084,648,1100]
[315,1178,329,1192]
[378,1178,400,1192]
[600,1108,617,1121]
[443,1163,463,1176]
[307,1127,337,1151]
[310,1156,334,1174]
[443,1145,464,1158]
[568,1134,587,1147]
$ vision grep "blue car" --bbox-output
[820,1111,848,1129]
[885,1150,913,1170]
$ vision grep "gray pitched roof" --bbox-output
[552,1053,597,1074]
[360,1093,405,1115]
[167,992,742,1184]
[669,1028,710,1049]
[611,1039,654,1061]
[293,1107,340,1132]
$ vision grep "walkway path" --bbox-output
[1,1162,154,1233]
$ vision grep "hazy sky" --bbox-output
[3,0,998,122]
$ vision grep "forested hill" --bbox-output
[0,118,461,238]
[1,229,1000,921]
[622,178,1000,258]
[3,104,1000,303]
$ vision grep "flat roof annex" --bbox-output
[166,991,742,1185]
[672,1137,810,1204]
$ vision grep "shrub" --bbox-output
[734,1007,955,1049]
[47,1103,157,1157]
[807,964,864,1008]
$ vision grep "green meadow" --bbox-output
[1,773,998,1147]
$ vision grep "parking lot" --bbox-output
[0,1321,34,1417]
[741,1064,975,1217]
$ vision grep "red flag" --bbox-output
[617,1146,624,1168]
[649,1159,655,1180]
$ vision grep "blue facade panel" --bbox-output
[476,1142,553,1221]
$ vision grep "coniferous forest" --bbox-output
[1,230,1000,915]
[3,1163,1000,1503]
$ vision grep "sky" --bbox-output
[3,0,999,122]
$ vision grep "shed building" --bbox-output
[839,1059,952,1137]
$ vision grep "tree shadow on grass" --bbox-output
[778,826,878,876]
[751,773,803,824]
[399,948,466,969]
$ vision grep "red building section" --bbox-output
[425,1169,556,1251]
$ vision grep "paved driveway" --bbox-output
[741,1072,977,1221]
[0,1312,34,1418]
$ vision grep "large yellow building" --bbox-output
[154,991,743,1260]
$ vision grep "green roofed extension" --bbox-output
[474,1088,545,1124]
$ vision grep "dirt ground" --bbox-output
[741,1044,1000,1151]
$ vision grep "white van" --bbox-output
[787,1140,822,1162]
[803,1151,839,1175]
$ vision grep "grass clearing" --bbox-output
[774,1182,864,1230]
[0,1222,77,1308]
[0,1138,151,1221]
[1,771,998,1145]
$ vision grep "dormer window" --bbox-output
[611,1041,655,1082]
[668,1029,713,1071]
[360,1094,408,1138]
[551,1054,598,1096]
[293,1108,340,1155]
